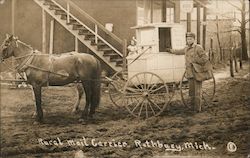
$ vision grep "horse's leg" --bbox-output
[72,83,84,114]
[32,85,43,122]
[31,86,37,118]
[89,82,96,118]
[81,82,91,120]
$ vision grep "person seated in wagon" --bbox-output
[127,37,138,56]
[167,32,212,111]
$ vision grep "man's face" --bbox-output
[186,37,195,46]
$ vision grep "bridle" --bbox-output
[0,39,35,73]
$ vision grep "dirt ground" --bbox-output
[0,66,250,158]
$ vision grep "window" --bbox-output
[159,27,171,52]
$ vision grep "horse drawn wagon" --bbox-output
[0,23,215,122]
[108,23,216,119]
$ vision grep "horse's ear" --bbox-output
[5,34,9,39]
[9,35,14,41]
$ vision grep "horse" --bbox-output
[0,34,101,123]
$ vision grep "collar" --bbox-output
[16,50,36,72]
[187,43,196,49]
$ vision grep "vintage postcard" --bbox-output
[0,0,249,157]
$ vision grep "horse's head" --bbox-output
[0,34,19,63]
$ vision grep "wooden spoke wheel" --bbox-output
[123,72,172,119]
[180,71,216,111]
[108,70,128,107]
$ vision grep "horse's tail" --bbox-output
[91,58,101,108]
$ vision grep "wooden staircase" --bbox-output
[33,0,124,72]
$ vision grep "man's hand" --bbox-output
[166,48,173,53]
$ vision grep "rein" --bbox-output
[15,52,35,72]
[128,46,152,66]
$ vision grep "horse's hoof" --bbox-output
[33,120,43,125]
[32,112,37,118]
[78,119,87,124]
[72,109,80,114]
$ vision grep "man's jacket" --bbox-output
[171,43,211,79]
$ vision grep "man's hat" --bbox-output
[186,32,195,38]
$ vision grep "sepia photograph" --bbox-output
[0,0,249,157]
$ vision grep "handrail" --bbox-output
[66,0,123,45]
[51,0,123,57]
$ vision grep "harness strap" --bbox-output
[128,46,151,66]
[47,56,54,86]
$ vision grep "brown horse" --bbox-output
[0,35,101,123]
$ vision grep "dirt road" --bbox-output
[1,67,249,158]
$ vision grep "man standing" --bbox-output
[168,32,209,112]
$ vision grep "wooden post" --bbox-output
[95,24,98,44]
[239,47,243,69]
[49,19,54,55]
[233,47,238,73]
[11,0,15,35]
[67,2,70,23]
[75,37,78,52]
[187,13,191,32]
[222,46,224,62]
[11,0,15,79]
[161,0,166,22]
[42,9,46,53]
[174,0,180,23]
[150,0,153,23]
[210,38,213,62]
[197,4,201,44]
[202,7,207,49]
[123,39,127,72]
[229,47,234,77]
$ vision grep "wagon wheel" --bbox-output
[180,71,216,111]
[123,72,172,119]
[108,70,128,107]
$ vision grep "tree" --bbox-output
[227,0,249,60]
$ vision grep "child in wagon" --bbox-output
[127,37,138,56]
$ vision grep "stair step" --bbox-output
[78,31,91,35]
[99,47,113,51]
[90,39,102,45]
[89,37,104,44]
[115,59,123,64]
[44,1,57,8]
[49,6,62,11]
[97,44,110,50]
[55,10,67,16]
[43,1,54,6]
[103,52,117,57]
[103,51,117,55]
[116,63,123,67]
[78,29,90,34]
[66,19,77,25]
[72,24,84,30]
[96,42,106,46]
[110,57,123,62]
[61,14,72,20]
[84,34,96,40]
